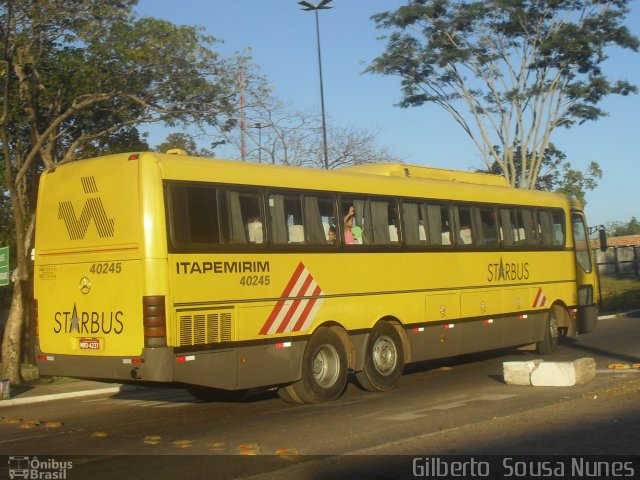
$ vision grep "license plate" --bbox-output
[79,338,101,350]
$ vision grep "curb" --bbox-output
[0,385,126,408]
[598,310,640,321]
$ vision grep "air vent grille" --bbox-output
[178,310,233,346]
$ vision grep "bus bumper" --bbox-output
[577,304,598,334]
[35,345,175,383]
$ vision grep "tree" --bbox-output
[607,217,640,236]
[325,124,403,170]
[154,132,217,158]
[485,143,602,205]
[0,0,256,383]
[228,93,402,169]
[237,97,320,166]
[368,0,638,188]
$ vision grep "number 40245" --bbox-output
[240,275,270,286]
[89,262,122,274]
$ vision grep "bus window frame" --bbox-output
[165,180,567,255]
[165,181,268,253]
[266,189,339,248]
[339,195,402,248]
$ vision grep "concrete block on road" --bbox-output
[530,357,596,387]
[503,357,596,386]
[530,362,576,386]
[572,357,597,384]
[503,360,542,385]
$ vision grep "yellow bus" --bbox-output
[34,151,601,403]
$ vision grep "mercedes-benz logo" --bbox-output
[79,277,92,295]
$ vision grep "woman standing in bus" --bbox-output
[344,206,356,244]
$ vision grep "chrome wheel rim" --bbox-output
[312,345,340,388]
[372,335,398,376]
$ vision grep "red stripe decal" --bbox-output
[276,274,314,333]
[292,285,322,332]
[259,262,306,335]
[533,288,542,307]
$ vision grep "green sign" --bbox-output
[0,246,9,287]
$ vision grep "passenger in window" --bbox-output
[459,225,473,245]
[247,216,263,244]
[328,226,337,244]
[344,206,356,244]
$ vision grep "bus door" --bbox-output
[571,211,598,333]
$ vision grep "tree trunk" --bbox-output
[1,279,24,384]
[21,278,35,365]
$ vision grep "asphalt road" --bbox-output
[1,314,639,480]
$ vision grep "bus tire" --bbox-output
[187,386,248,402]
[290,327,348,404]
[536,307,560,355]
[355,321,404,392]
[277,385,304,404]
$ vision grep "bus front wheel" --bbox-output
[289,327,348,403]
[536,307,560,355]
[355,321,404,392]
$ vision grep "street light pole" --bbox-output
[299,0,333,170]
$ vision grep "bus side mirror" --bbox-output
[599,228,607,252]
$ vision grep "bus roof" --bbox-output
[64,152,573,210]
[340,163,511,187]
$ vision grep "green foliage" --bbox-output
[0,0,265,380]
[607,217,640,236]
[485,144,602,204]
[1,1,257,167]
[154,133,217,158]
[369,0,639,188]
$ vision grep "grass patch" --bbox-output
[599,275,640,313]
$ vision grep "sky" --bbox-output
[134,0,640,228]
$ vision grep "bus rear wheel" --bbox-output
[277,384,303,404]
[355,321,404,392]
[289,327,348,404]
[536,307,560,355]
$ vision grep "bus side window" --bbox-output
[402,201,427,246]
[477,207,498,246]
[425,203,452,246]
[269,193,304,245]
[170,184,221,246]
[511,209,527,245]
[318,196,338,245]
[552,210,566,246]
[370,199,397,245]
[341,198,366,245]
[303,195,336,245]
[537,209,566,247]
[455,206,475,246]
[521,209,538,246]
[538,210,554,246]
[387,201,400,244]
[227,190,263,245]
[500,208,515,246]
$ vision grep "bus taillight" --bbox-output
[143,296,166,347]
